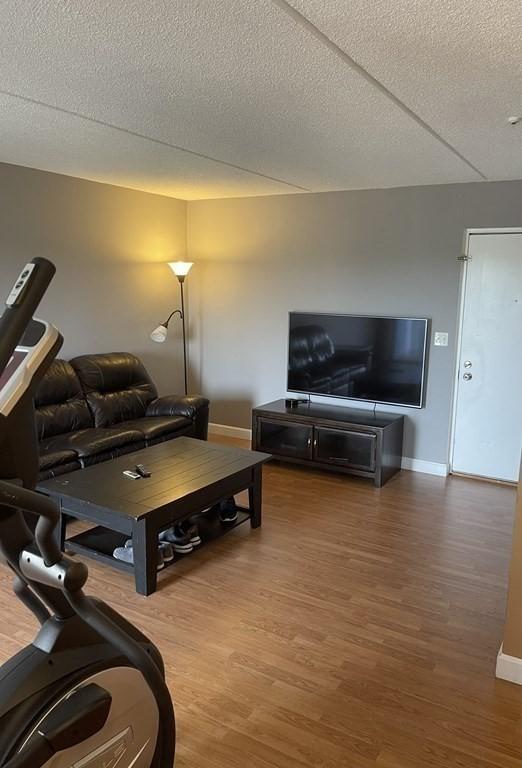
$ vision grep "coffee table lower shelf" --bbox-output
[65,508,252,577]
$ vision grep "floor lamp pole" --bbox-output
[179,279,188,396]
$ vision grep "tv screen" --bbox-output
[287,312,429,408]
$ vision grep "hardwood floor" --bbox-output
[0,437,520,767]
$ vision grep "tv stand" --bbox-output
[252,399,404,487]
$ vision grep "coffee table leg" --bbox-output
[249,465,262,529]
[133,518,158,596]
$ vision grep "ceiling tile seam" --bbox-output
[0,87,311,196]
[271,0,488,182]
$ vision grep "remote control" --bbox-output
[135,464,151,478]
[123,470,141,479]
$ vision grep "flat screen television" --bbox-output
[287,312,429,408]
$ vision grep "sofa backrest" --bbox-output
[71,352,158,427]
[35,359,94,439]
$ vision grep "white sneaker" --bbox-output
[113,546,165,570]
[124,538,174,564]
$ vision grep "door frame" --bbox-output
[448,227,522,474]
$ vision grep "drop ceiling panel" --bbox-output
[0,93,294,200]
[288,0,522,180]
[0,0,480,198]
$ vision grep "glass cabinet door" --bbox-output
[257,418,313,460]
[313,427,376,471]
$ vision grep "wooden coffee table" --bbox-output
[38,437,270,595]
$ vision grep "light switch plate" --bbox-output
[434,331,449,347]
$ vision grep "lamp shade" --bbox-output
[150,324,168,343]
[168,261,193,278]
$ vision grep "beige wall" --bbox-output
[503,464,522,658]
[187,181,522,464]
[0,162,188,395]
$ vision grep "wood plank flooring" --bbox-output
[0,436,520,767]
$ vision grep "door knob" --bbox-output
[463,372,472,380]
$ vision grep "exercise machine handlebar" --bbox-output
[0,481,62,567]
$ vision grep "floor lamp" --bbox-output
[150,261,193,395]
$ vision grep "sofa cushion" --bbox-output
[71,353,158,428]
[118,415,192,443]
[81,441,146,467]
[35,359,93,439]
[39,461,82,481]
[38,441,79,471]
[42,427,144,459]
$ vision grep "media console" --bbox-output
[252,399,404,487]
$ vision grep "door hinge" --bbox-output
[457,254,471,262]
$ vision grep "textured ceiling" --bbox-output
[0,0,520,200]
[287,0,522,182]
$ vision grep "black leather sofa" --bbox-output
[36,352,209,480]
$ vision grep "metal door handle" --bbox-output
[463,372,472,380]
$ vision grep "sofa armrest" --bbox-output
[146,395,210,439]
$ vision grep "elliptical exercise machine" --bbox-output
[0,258,175,767]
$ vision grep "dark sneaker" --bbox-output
[204,503,221,519]
[180,521,202,546]
[159,525,194,554]
[158,541,175,563]
[113,546,165,570]
[219,497,238,524]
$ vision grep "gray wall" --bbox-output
[2,162,521,465]
[187,181,522,465]
[0,162,188,395]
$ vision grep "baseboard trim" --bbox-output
[401,457,449,477]
[209,423,252,441]
[496,645,522,685]
[209,423,448,477]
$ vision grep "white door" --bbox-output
[452,232,522,482]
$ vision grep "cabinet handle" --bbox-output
[313,438,318,449]
[307,437,312,447]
